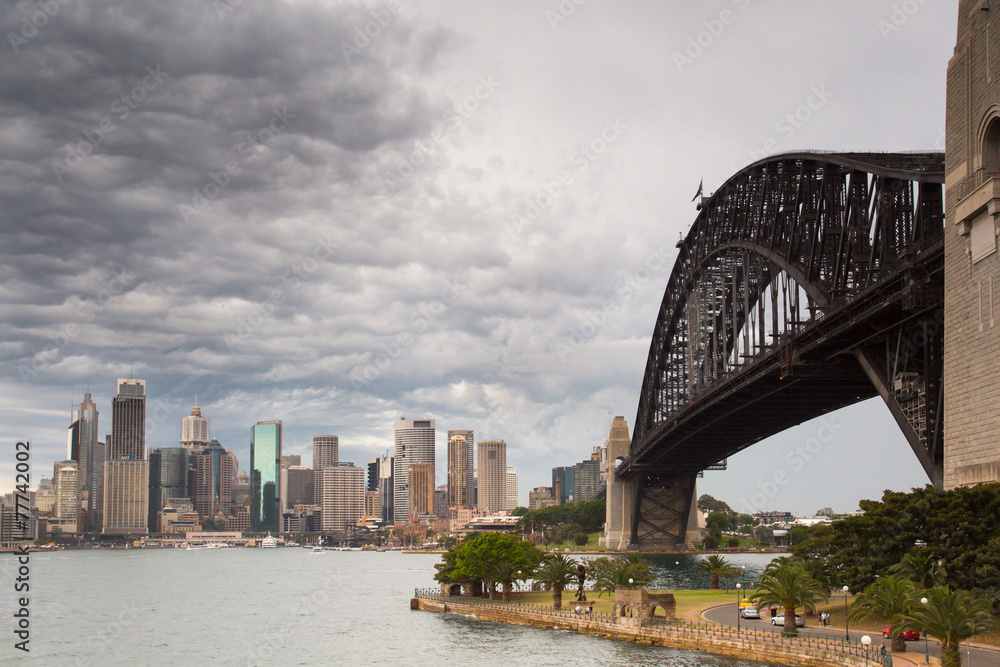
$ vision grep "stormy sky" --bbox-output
[0,1,957,513]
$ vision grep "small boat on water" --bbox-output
[261,535,277,549]
[312,545,323,553]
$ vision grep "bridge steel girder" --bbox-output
[617,152,945,549]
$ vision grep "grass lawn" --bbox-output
[507,589,740,623]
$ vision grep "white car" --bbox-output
[771,614,805,627]
[739,605,760,619]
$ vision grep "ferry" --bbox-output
[261,535,277,549]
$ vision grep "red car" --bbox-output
[883,628,920,640]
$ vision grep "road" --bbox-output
[702,603,998,667]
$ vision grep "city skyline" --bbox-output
[0,3,958,517]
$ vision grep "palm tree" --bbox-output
[751,563,829,636]
[900,587,995,667]
[534,554,578,609]
[849,576,919,653]
[491,561,521,602]
[889,551,950,589]
[696,554,729,590]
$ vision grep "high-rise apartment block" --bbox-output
[250,421,282,532]
[409,462,435,517]
[447,434,470,507]
[393,419,434,523]
[312,435,339,471]
[180,404,210,449]
[448,429,474,505]
[477,440,506,514]
[318,462,364,533]
[103,378,148,535]
[53,461,81,533]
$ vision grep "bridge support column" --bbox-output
[627,473,701,551]
[601,472,634,551]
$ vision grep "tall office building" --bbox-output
[368,456,394,524]
[552,466,574,505]
[148,447,189,529]
[280,454,301,468]
[250,421,282,532]
[53,461,81,521]
[281,466,315,511]
[67,389,99,525]
[318,462,364,533]
[393,418,435,524]
[477,440,506,514]
[447,434,470,507]
[573,453,601,503]
[448,429,474,502]
[409,462,435,517]
[103,378,148,535]
[180,403,210,449]
[91,440,105,528]
[364,490,382,519]
[506,467,518,511]
[312,435,339,471]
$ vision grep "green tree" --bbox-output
[973,535,1000,615]
[787,525,810,546]
[697,494,734,516]
[702,533,721,550]
[751,562,829,636]
[534,553,578,609]
[889,551,950,589]
[434,532,542,599]
[517,499,605,534]
[706,511,731,534]
[735,513,756,527]
[727,536,740,549]
[849,576,920,653]
[697,554,730,590]
[753,525,774,546]
[900,587,995,667]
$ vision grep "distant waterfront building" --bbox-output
[393,419,435,524]
[190,441,237,520]
[433,485,447,519]
[409,462,435,517]
[368,456,394,525]
[505,467,518,511]
[448,429,474,506]
[148,447,189,529]
[312,435,339,471]
[529,486,556,511]
[53,461,81,533]
[364,490,382,519]
[232,470,251,509]
[281,466,315,512]
[572,453,601,503]
[180,403,210,449]
[67,389,100,527]
[34,477,55,514]
[103,377,148,535]
[447,434,470,508]
[477,440,506,514]
[250,421,282,532]
[552,466,574,505]
[318,462,364,533]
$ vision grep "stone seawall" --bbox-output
[412,596,885,667]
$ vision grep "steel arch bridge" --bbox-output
[611,151,945,550]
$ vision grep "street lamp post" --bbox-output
[843,586,850,641]
[861,635,871,667]
[736,583,742,632]
[921,596,929,663]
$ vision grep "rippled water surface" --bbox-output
[2,549,785,666]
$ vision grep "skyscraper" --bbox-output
[148,447,189,529]
[393,418,435,524]
[312,435,339,471]
[409,462,434,517]
[103,378,148,535]
[180,403,210,449]
[448,429,474,504]
[477,440,506,514]
[53,461,80,522]
[67,389,99,526]
[250,421,282,532]
[318,462,364,533]
[506,467,517,511]
[447,434,470,507]
[369,456,394,524]
[281,466,314,511]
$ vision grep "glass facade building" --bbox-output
[148,447,189,528]
[250,421,282,532]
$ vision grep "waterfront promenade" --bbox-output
[412,589,892,667]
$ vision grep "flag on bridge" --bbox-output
[692,179,703,202]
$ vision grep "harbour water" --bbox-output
[1,549,783,666]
